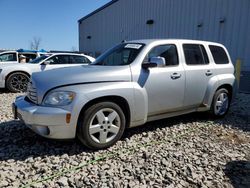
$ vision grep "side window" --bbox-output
[22,54,37,62]
[70,55,91,64]
[147,44,179,66]
[209,45,229,64]
[183,44,209,65]
[0,53,17,62]
[47,55,70,64]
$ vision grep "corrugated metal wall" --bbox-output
[79,0,250,71]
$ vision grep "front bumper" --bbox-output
[0,76,5,88]
[13,96,76,139]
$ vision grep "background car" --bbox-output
[0,53,95,92]
[0,49,47,64]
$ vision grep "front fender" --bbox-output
[52,81,148,128]
[4,67,32,80]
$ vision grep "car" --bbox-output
[0,53,95,92]
[0,49,47,64]
[13,39,235,149]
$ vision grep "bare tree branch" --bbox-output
[30,37,41,50]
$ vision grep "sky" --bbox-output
[0,0,110,51]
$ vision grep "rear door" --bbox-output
[182,43,215,107]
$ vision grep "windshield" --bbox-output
[28,55,50,64]
[91,43,144,66]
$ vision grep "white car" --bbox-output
[0,53,95,92]
[0,49,47,64]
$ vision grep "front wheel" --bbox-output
[77,102,126,150]
[210,88,230,118]
[6,72,29,92]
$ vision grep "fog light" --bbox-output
[34,126,50,136]
[66,113,71,124]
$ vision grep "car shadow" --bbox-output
[0,120,92,161]
[0,88,10,94]
[123,109,249,140]
[0,109,248,162]
[123,112,209,139]
[224,160,250,188]
[0,113,207,161]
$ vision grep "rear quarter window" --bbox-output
[209,45,229,64]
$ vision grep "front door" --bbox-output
[142,44,185,116]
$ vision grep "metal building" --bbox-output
[78,0,250,92]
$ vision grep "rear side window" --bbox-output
[47,55,70,64]
[70,55,91,64]
[0,53,17,62]
[209,45,229,64]
[183,44,209,65]
[147,44,179,66]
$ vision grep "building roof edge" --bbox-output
[78,0,119,23]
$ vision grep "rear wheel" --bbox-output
[77,102,126,150]
[210,88,230,118]
[6,72,29,92]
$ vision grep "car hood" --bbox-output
[32,65,132,97]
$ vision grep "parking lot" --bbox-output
[0,90,249,188]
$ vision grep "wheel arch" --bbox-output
[200,76,234,111]
[215,84,233,101]
[77,95,131,129]
[5,71,30,83]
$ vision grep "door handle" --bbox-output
[171,73,181,80]
[205,70,213,76]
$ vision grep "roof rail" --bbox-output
[16,49,47,53]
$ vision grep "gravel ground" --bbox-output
[0,89,249,188]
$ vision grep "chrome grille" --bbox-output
[27,81,37,104]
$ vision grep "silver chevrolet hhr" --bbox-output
[13,39,235,149]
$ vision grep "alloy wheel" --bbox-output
[214,92,229,116]
[89,108,121,144]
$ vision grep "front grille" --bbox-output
[27,81,38,104]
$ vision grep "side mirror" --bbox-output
[142,57,165,69]
[42,61,50,65]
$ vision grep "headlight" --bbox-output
[43,91,75,106]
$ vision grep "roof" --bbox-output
[128,39,224,46]
[78,0,118,23]
[17,49,47,53]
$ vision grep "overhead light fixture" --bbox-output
[219,17,226,23]
[146,19,154,25]
[197,22,203,28]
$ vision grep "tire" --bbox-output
[6,72,29,92]
[77,102,126,150]
[209,88,230,118]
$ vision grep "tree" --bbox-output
[71,46,77,52]
[30,37,41,50]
